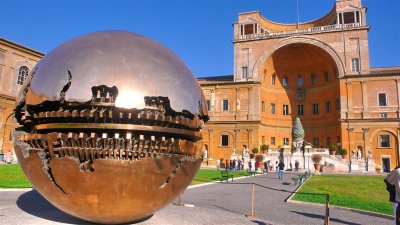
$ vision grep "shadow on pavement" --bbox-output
[250,219,272,225]
[290,211,362,225]
[16,189,153,225]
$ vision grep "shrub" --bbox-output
[341,149,348,156]
[311,154,322,163]
[252,148,259,154]
[260,144,268,153]
[329,144,338,152]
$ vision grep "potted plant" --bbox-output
[340,149,348,159]
[255,154,265,169]
[329,144,337,155]
[250,147,258,159]
[260,144,268,154]
[312,154,322,172]
[375,165,382,173]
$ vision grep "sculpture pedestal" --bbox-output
[230,154,238,160]
[366,157,375,172]
[291,151,306,171]
[350,157,359,171]
[243,156,250,170]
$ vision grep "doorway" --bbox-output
[382,158,390,173]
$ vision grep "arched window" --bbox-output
[17,66,29,85]
[282,76,288,87]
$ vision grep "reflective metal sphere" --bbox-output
[13,31,208,224]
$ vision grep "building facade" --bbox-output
[0,38,44,158]
[199,0,400,172]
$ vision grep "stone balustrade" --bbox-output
[234,23,366,41]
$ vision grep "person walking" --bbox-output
[295,160,299,172]
[264,161,269,173]
[278,161,285,180]
[289,162,293,171]
[385,166,400,225]
[275,161,279,173]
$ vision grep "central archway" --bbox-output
[253,36,345,80]
[257,37,343,148]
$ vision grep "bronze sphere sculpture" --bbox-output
[13,31,208,224]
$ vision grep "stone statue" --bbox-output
[232,148,237,155]
[357,149,362,160]
[242,145,249,157]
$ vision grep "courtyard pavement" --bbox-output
[0,172,394,225]
[182,172,393,225]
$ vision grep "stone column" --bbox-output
[0,104,6,152]
[346,127,355,172]
[341,13,344,27]
[396,80,400,118]
[346,127,354,159]
[235,88,240,120]
[336,13,340,26]
[247,128,253,149]
[247,87,252,120]
[208,128,213,162]
[234,128,240,153]
[345,81,353,119]
[397,128,400,167]
[361,81,367,117]
[362,128,369,160]
[210,88,215,113]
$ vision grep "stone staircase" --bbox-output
[321,155,349,172]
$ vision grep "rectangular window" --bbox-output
[313,138,319,147]
[271,137,276,145]
[311,74,317,85]
[324,71,330,82]
[352,58,360,72]
[380,135,390,147]
[271,74,276,85]
[270,103,276,114]
[242,67,248,79]
[206,100,211,111]
[380,112,387,118]
[297,76,304,87]
[283,138,289,145]
[261,101,265,112]
[261,136,265,144]
[312,103,319,115]
[9,130,13,142]
[283,104,289,115]
[327,137,332,146]
[336,98,340,111]
[297,105,304,115]
[222,99,229,111]
[221,134,229,147]
[378,93,387,106]
[282,77,288,87]
[337,136,341,144]
[325,101,331,113]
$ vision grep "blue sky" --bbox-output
[1,0,399,77]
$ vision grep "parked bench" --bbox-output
[220,170,234,182]
[246,170,256,177]
[292,171,311,186]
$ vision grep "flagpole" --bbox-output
[296,0,300,29]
